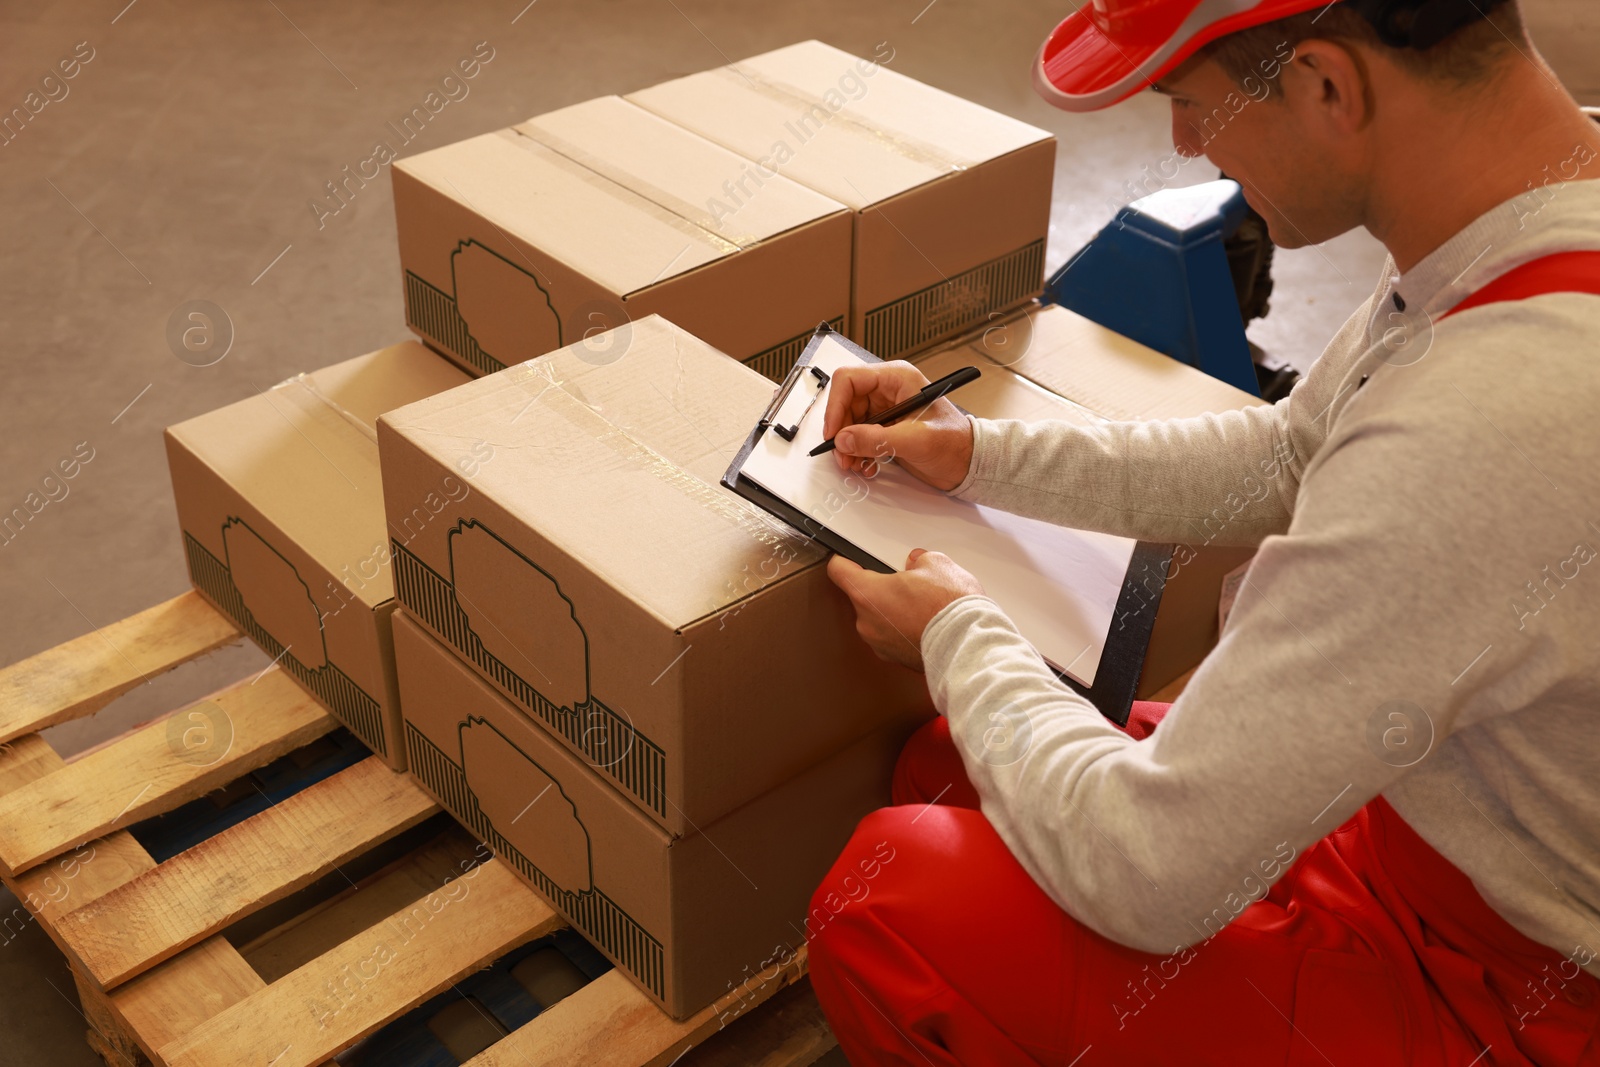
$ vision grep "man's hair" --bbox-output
[1200,0,1527,90]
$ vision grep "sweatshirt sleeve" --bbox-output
[946,297,1377,548]
[917,336,1544,953]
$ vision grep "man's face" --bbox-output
[1155,53,1364,249]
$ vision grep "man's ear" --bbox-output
[1283,38,1373,134]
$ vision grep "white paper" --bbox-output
[741,335,1137,686]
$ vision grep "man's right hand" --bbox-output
[821,361,975,492]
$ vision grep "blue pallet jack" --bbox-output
[1043,178,1295,400]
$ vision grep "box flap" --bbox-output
[914,342,1101,428]
[394,129,733,297]
[168,342,470,609]
[515,96,847,250]
[968,305,1266,421]
[380,316,823,629]
[305,340,473,428]
[628,40,1052,209]
[740,41,1051,163]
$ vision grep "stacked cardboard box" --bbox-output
[379,315,934,1015]
[629,40,1056,362]
[164,342,472,768]
[393,94,852,382]
[393,42,1054,383]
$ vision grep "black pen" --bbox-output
[809,366,982,457]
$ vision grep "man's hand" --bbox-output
[823,361,975,491]
[827,549,985,672]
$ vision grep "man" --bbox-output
[808,0,1600,1062]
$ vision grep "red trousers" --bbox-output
[809,706,1600,1066]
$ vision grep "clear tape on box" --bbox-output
[715,64,972,173]
[270,373,380,444]
[516,121,763,251]
[504,356,817,564]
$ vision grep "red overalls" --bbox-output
[808,253,1600,1066]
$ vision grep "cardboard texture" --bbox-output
[912,303,1265,695]
[392,95,852,383]
[164,342,472,769]
[377,315,933,834]
[394,611,913,1019]
[627,40,1055,362]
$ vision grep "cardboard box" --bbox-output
[911,303,1265,695]
[165,342,472,768]
[394,610,913,1018]
[392,95,852,383]
[377,314,932,833]
[628,40,1055,362]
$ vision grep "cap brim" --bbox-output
[1033,0,1313,112]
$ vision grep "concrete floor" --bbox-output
[0,1,1592,1064]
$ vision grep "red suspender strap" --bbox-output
[1440,250,1600,320]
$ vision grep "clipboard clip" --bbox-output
[759,363,831,442]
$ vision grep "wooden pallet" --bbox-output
[0,591,833,1067]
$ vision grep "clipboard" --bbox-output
[722,323,1171,726]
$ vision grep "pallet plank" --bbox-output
[0,671,300,1063]
[110,935,269,1059]
[0,592,240,747]
[0,733,65,795]
[0,668,334,876]
[464,946,810,1067]
[0,734,161,952]
[4,592,832,1067]
[678,980,836,1067]
[157,858,560,1067]
[85,1021,152,1067]
[241,829,479,984]
[74,965,153,1067]
[56,757,438,989]
[10,835,155,937]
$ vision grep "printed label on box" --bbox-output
[460,716,592,893]
[403,720,666,1000]
[392,519,668,818]
[185,520,387,756]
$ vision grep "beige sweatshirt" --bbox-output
[923,178,1600,974]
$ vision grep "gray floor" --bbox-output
[0,2,1593,1064]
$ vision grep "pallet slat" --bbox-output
[2,593,831,1067]
[73,966,149,1067]
[56,757,439,989]
[680,981,836,1067]
[84,1022,146,1067]
[0,732,65,794]
[0,719,270,1066]
[463,946,810,1067]
[0,592,239,747]
[110,935,268,1060]
[1,734,161,946]
[157,857,561,1067]
[0,668,334,876]
[239,830,476,983]
[11,833,155,938]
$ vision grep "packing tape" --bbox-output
[501,129,745,260]
[714,64,972,175]
[504,356,821,573]
[516,122,764,252]
[270,373,380,444]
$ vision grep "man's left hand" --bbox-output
[827,548,985,672]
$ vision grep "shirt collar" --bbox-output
[1390,176,1600,318]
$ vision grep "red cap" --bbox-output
[1034,0,1330,112]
